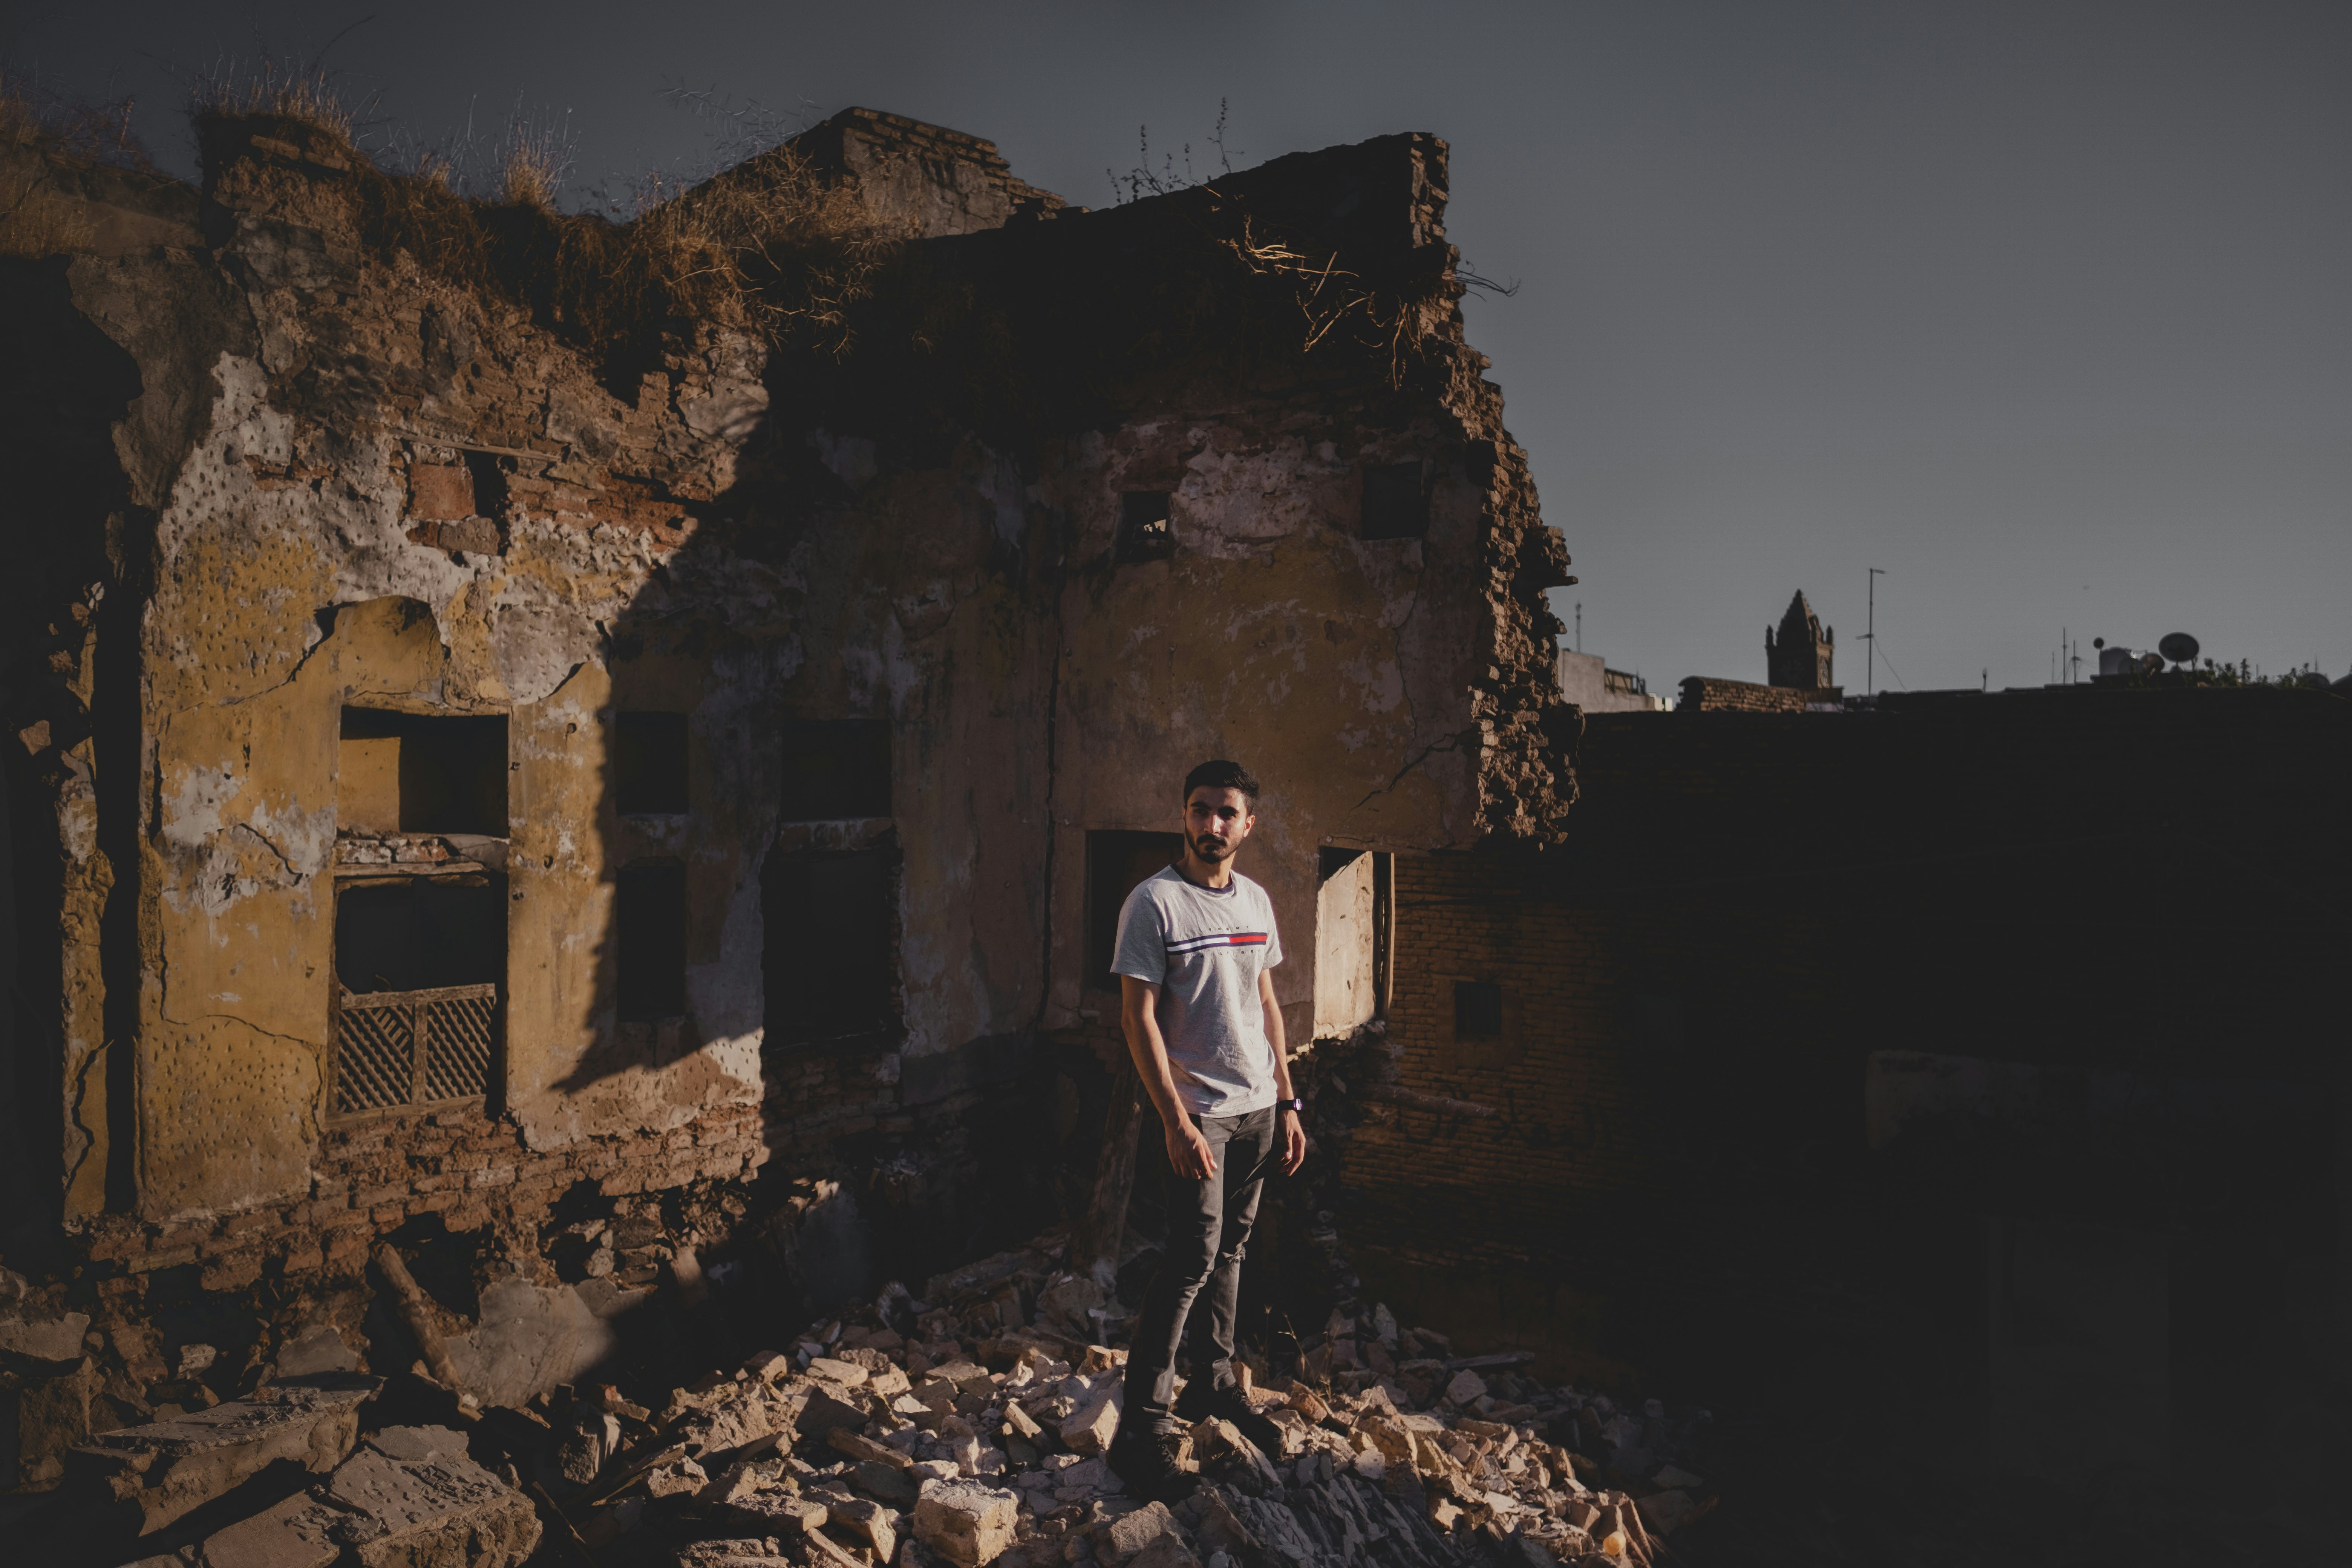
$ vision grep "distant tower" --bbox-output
[1765,591,1835,689]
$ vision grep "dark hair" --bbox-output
[1184,759,1261,804]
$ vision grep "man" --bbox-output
[1105,759,1305,1498]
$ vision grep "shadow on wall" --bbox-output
[0,254,156,1258]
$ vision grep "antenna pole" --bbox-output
[1575,601,1582,654]
[1865,568,1885,697]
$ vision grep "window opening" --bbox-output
[1454,980,1504,1038]
[339,707,507,836]
[780,719,891,821]
[330,876,502,1120]
[1086,830,1184,991]
[614,711,690,815]
[616,863,689,1023]
[1360,461,1429,541]
[764,850,895,1043]
[1116,492,1175,563]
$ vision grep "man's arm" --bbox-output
[1259,969,1308,1174]
[1122,975,1216,1179]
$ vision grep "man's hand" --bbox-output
[1279,1107,1307,1175]
[1166,1113,1216,1181]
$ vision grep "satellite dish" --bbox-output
[2158,632,2200,665]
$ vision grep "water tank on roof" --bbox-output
[2099,646,2137,678]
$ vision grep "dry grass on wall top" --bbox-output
[0,69,156,257]
[185,80,903,369]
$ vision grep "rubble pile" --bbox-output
[499,1231,1715,1568]
[38,1230,1714,1567]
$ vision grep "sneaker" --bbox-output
[1173,1379,1285,1456]
[1107,1426,1193,1504]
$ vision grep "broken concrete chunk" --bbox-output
[718,1492,829,1536]
[929,1361,995,1396]
[1191,1419,1282,1491]
[828,1494,900,1560]
[913,1478,1019,1567]
[807,1357,871,1387]
[646,1457,708,1498]
[854,1459,919,1502]
[795,1383,874,1435]
[1097,1500,1179,1564]
[1059,1385,1121,1456]
[677,1393,781,1456]
[320,1433,541,1568]
[701,1459,767,1505]
[1442,1370,1488,1406]
[198,1490,343,1568]
[0,1301,92,1363]
[67,1372,377,1536]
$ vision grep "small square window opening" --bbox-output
[338,707,507,836]
[1116,492,1176,563]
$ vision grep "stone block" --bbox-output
[1098,1501,1177,1564]
[912,1479,1018,1567]
[321,1425,541,1567]
[795,1382,874,1435]
[67,1372,377,1537]
[829,1494,899,1560]
[0,1279,90,1362]
[198,1490,341,1568]
[1059,1386,1121,1456]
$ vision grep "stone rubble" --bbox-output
[38,1230,1713,1567]
[499,1233,1712,1568]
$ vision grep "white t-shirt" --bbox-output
[1111,865,1284,1118]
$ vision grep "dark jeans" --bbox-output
[1121,1104,1279,1436]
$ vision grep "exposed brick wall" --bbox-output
[1337,853,1666,1266]
[1676,676,1840,712]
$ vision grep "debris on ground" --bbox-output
[43,1228,1714,1567]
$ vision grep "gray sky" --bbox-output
[10,0,2347,693]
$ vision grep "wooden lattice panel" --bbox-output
[332,983,498,1119]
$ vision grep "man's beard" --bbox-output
[1193,835,1232,860]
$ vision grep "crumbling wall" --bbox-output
[1,104,1579,1490]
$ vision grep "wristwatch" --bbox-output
[1277,1098,1305,1113]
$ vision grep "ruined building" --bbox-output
[0,103,1576,1494]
